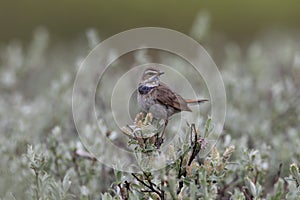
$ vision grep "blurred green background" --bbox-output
[1,0,300,44]
[0,1,300,199]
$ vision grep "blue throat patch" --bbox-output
[138,85,153,94]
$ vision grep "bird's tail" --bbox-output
[185,99,209,104]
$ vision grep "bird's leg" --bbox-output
[160,118,169,139]
[155,118,168,149]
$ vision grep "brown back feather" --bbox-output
[150,83,192,112]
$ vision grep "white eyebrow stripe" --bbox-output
[145,70,159,74]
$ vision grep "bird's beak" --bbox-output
[159,71,164,76]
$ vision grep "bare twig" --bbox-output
[177,156,185,195]
[177,124,204,195]
[161,173,165,199]
[75,149,96,161]
[118,181,130,200]
[131,173,164,199]
[241,187,252,200]
[72,149,83,185]
[34,170,39,200]
[274,163,283,184]
[188,124,200,166]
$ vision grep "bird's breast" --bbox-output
[137,86,155,113]
[138,85,154,95]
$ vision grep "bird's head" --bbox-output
[140,67,164,86]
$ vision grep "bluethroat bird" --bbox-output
[137,67,208,138]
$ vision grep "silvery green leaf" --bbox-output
[245,177,256,197]
[62,169,73,193]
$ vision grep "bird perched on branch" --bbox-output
[137,67,208,138]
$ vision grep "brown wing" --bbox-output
[150,83,192,112]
